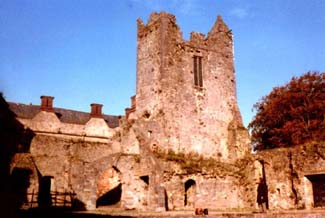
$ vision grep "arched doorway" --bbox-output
[96,166,121,207]
[139,175,149,207]
[184,179,196,207]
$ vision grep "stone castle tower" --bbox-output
[6,11,252,211]
[6,12,325,212]
[134,12,249,160]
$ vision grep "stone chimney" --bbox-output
[125,95,136,118]
[90,103,103,118]
[40,96,54,112]
[131,95,136,109]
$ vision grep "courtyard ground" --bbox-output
[19,207,325,218]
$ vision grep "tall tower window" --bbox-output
[193,56,203,87]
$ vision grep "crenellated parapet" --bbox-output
[207,16,233,43]
[137,12,179,38]
[135,11,249,159]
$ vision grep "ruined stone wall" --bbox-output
[135,12,249,160]
[9,107,123,210]
[254,143,325,210]
[11,134,119,209]
[9,12,253,213]
[119,11,254,212]
[11,109,169,211]
[164,175,246,211]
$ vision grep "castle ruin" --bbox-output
[4,12,325,213]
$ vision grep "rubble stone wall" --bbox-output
[255,143,325,210]
[135,12,249,160]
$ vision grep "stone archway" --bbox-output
[96,166,122,207]
[184,179,196,208]
[139,175,149,207]
[84,153,163,211]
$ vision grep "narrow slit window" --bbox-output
[193,56,203,87]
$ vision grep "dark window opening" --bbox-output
[140,175,149,185]
[193,56,203,87]
[306,174,325,207]
[164,188,169,211]
[96,183,122,207]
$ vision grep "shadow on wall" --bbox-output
[31,157,87,211]
[10,168,32,208]
[0,93,35,217]
[0,94,88,216]
[96,183,122,207]
[19,207,133,218]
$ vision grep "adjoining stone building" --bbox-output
[254,144,325,210]
[5,11,325,212]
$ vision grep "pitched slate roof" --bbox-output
[8,102,120,128]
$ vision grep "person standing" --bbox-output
[257,177,267,212]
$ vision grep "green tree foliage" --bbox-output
[249,72,325,150]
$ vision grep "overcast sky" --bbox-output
[1,0,325,127]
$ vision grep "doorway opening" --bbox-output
[96,166,121,207]
[184,179,196,207]
[96,183,122,207]
[306,174,325,207]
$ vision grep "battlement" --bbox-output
[135,11,248,159]
[137,12,232,50]
[137,11,177,30]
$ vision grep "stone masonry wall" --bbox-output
[11,133,118,209]
[254,143,325,210]
[9,12,256,213]
[135,12,249,160]
[119,117,256,211]
[10,106,123,210]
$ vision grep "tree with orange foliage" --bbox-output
[249,71,325,150]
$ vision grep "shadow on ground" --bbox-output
[19,207,132,218]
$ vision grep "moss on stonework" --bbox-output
[154,149,253,180]
[133,154,141,163]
